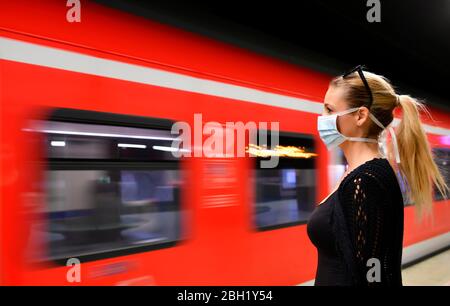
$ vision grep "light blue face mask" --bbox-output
[317,107,401,164]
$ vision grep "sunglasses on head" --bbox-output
[342,65,373,109]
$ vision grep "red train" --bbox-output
[0,1,449,285]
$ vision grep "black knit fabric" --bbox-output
[307,157,404,286]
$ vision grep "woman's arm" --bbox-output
[336,171,389,286]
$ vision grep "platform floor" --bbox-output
[402,248,450,286]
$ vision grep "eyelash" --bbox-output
[326,107,332,112]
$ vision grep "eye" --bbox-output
[326,106,332,113]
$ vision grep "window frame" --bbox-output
[251,130,317,232]
[29,108,185,265]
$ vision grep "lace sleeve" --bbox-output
[336,171,389,286]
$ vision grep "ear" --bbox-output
[356,106,370,126]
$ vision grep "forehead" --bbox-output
[324,86,348,110]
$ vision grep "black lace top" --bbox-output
[307,157,404,286]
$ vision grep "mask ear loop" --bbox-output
[378,128,388,157]
[389,126,401,164]
[369,113,401,164]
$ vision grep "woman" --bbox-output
[306,65,448,286]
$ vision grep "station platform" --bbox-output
[402,248,450,286]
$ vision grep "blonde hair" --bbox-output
[331,70,448,218]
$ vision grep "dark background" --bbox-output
[96,0,450,111]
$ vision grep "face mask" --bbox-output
[317,107,401,164]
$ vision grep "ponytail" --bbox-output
[395,95,449,217]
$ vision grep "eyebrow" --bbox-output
[324,103,333,109]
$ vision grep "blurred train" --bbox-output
[0,1,449,285]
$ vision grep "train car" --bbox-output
[0,1,449,285]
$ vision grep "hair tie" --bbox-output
[396,95,401,107]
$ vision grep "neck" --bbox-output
[341,141,383,171]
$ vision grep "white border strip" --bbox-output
[296,279,315,286]
[0,37,322,113]
[402,231,450,266]
[392,118,449,137]
[0,36,449,136]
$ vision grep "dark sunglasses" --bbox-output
[342,65,373,109]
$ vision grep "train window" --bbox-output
[433,147,449,202]
[397,167,414,206]
[328,148,347,193]
[25,112,185,263]
[331,149,415,206]
[250,131,317,231]
[397,147,449,206]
